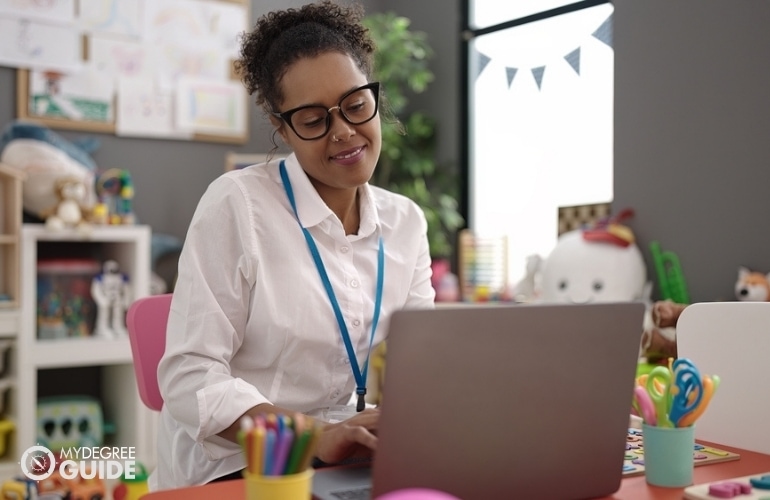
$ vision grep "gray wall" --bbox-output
[613,0,770,302]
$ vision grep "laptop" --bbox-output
[312,302,645,500]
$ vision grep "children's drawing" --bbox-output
[78,0,143,38]
[175,77,246,136]
[0,17,81,72]
[0,0,75,25]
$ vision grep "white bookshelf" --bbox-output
[0,224,157,479]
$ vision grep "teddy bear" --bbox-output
[41,176,93,233]
[735,266,770,301]
[639,299,688,363]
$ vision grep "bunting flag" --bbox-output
[531,66,546,90]
[564,47,581,75]
[506,67,518,88]
[475,52,491,80]
[473,12,612,91]
[592,13,613,48]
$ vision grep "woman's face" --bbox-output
[272,52,381,196]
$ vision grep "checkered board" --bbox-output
[557,202,611,236]
[623,428,741,477]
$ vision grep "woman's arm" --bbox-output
[219,405,380,463]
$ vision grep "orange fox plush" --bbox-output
[735,266,770,301]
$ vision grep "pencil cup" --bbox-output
[642,423,695,487]
[244,469,314,500]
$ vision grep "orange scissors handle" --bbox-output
[678,375,715,427]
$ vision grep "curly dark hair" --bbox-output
[236,1,375,115]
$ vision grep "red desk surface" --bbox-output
[141,441,770,500]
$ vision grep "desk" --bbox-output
[142,441,770,500]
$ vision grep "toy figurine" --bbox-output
[735,266,770,301]
[41,176,93,234]
[91,260,131,338]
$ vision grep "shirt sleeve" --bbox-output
[405,207,437,309]
[157,175,269,459]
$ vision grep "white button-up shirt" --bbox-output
[152,153,435,489]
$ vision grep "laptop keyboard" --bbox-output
[330,487,372,500]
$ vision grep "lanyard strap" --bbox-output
[280,160,384,412]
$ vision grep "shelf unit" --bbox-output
[0,224,157,479]
[0,162,24,309]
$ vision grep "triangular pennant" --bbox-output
[564,47,581,75]
[505,67,518,88]
[531,66,546,90]
[475,51,491,80]
[592,13,613,48]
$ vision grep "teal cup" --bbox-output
[642,423,695,487]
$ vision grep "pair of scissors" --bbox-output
[644,366,675,427]
[678,374,720,427]
[633,384,657,426]
[668,358,704,427]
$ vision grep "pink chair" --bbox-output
[126,293,173,411]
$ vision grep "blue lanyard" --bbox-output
[280,160,384,412]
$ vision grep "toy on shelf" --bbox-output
[41,176,93,234]
[0,476,38,500]
[735,266,770,301]
[37,468,106,500]
[112,462,149,500]
[458,230,510,302]
[36,395,111,450]
[640,299,686,364]
[650,240,690,304]
[430,259,460,302]
[510,254,543,303]
[0,121,98,221]
[537,208,650,304]
[91,260,131,339]
[0,419,15,458]
[37,259,100,339]
[95,168,135,225]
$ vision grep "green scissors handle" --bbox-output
[646,366,673,427]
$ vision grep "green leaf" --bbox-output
[364,11,463,258]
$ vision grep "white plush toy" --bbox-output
[537,210,650,304]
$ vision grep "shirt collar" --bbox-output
[282,153,381,238]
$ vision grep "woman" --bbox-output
[152,0,435,490]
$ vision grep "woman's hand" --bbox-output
[315,408,380,464]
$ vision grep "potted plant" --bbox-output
[363,12,464,261]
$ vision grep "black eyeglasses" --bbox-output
[272,82,380,141]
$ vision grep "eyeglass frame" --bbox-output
[271,82,381,141]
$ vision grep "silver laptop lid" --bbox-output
[372,302,645,500]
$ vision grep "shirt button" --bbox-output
[340,246,349,253]
[343,358,351,365]
[332,390,340,398]
[350,280,359,288]
[352,319,361,327]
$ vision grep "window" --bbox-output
[465,1,614,287]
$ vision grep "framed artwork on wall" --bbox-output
[11,0,250,145]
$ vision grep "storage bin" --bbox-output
[36,259,100,339]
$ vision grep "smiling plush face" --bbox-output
[539,230,647,304]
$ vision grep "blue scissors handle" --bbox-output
[668,362,704,426]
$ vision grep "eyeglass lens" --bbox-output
[289,86,378,140]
